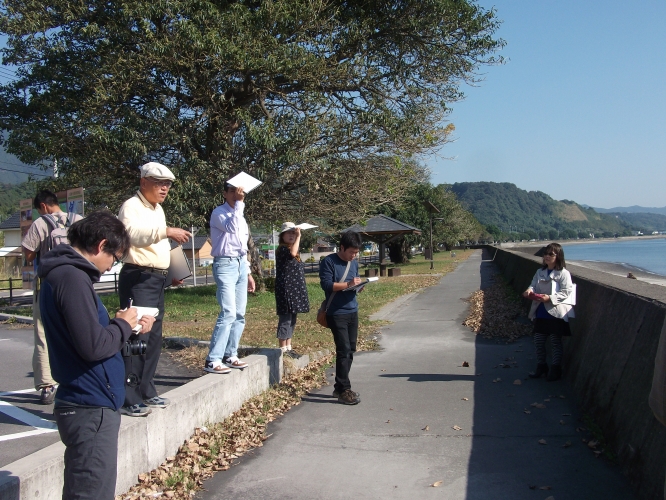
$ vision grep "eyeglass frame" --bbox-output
[146,177,173,188]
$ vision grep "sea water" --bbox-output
[562,238,666,277]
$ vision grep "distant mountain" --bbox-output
[607,212,666,232]
[449,182,646,238]
[593,205,666,216]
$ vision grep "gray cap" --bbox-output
[139,162,175,181]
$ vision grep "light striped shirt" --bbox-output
[210,201,248,258]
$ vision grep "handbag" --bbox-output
[317,261,351,328]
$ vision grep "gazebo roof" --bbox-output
[342,214,421,237]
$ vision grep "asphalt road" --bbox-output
[0,321,201,468]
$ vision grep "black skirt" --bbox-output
[533,317,571,337]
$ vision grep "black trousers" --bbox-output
[119,265,166,406]
[327,312,358,393]
[54,406,121,500]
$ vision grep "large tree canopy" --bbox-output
[0,0,503,227]
[383,181,483,262]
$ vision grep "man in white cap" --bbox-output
[117,162,191,416]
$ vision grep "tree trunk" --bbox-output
[247,228,265,292]
[387,237,411,264]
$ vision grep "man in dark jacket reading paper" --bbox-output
[39,211,154,500]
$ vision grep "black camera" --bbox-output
[122,336,147,357]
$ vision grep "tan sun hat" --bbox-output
[279,222,297,234]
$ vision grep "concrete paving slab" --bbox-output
[195,251,635,500]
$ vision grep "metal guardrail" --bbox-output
[0,277,21,306]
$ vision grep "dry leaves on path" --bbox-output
[462,274,532,342]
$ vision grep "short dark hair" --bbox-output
[542,242,566,270]
[68,210,130,259]
[224,182,233,192]
[340,231,363,250]
[33,190,59,209]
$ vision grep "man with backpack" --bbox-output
[22,189,82,404]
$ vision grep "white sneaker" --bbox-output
[223,356,248,369]
[204,361,232,374]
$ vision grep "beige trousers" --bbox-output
[32,286,56,390]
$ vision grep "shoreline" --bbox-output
[567,259,666,287]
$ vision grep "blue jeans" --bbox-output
[207,257,249,363]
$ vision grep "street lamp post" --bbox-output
[422,201,440,271]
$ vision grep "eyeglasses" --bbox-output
[544,252,557,257]
[113,254,123,265]
[148,178,173,188]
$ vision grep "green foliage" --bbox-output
[450,182,638,239]
[0,181,36,220]
[0,0,504,230]
[610,212,666,232]
[382,181,482,261]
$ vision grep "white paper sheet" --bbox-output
[295,223,318,230]
[227,172,262,193]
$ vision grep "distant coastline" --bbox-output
[497,235,666,287]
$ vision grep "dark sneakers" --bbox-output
[337,389,361,405]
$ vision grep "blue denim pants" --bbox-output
[207,256,249,362]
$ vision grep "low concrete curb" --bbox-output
[0,314,33,325]
[0,347,331,500]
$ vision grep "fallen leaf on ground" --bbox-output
[530,403,546,409]
[513,379,522,385]
[559,420,565,425]
[386,420,391,424]
[431,481,443,487]
[493,378,502,383]
[461,397,469,401]
[559,395,566,399]
[563,441,572,448]
[539,486,552,490]
[538,439,547,445]
[543,399,550,402]
[524,410,532,414]
[462,361,470,367]
[452,425,463,431]
[587,440,599,449]
[545,497,555,500]
[422,425,430,431]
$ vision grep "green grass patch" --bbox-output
[101,250,472,353]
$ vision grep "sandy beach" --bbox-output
[567,259,666,287]
[499,236,666,287]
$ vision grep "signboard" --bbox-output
[20,188,85,288]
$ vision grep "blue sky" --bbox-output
[427,0,666,209]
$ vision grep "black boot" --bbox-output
[529,363,548,378]
[547,365,562,382]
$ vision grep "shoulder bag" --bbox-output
[317,260,351,328]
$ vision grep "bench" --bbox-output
[365,268,378,277]
[388,267,401,277]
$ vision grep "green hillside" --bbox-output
[449,182,639,239]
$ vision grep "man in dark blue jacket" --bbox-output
[319,231,363,405]
[39,211,154,500]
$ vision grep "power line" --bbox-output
[0,166,52,178]
[0,158,49,171]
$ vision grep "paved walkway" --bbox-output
[196,250,635,499]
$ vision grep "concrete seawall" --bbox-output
[490,245,666,500]
[0,348,329,500]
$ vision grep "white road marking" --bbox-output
[0,389,58,441]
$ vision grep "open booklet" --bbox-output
[131,306,160,333]
[342,276,379,292]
